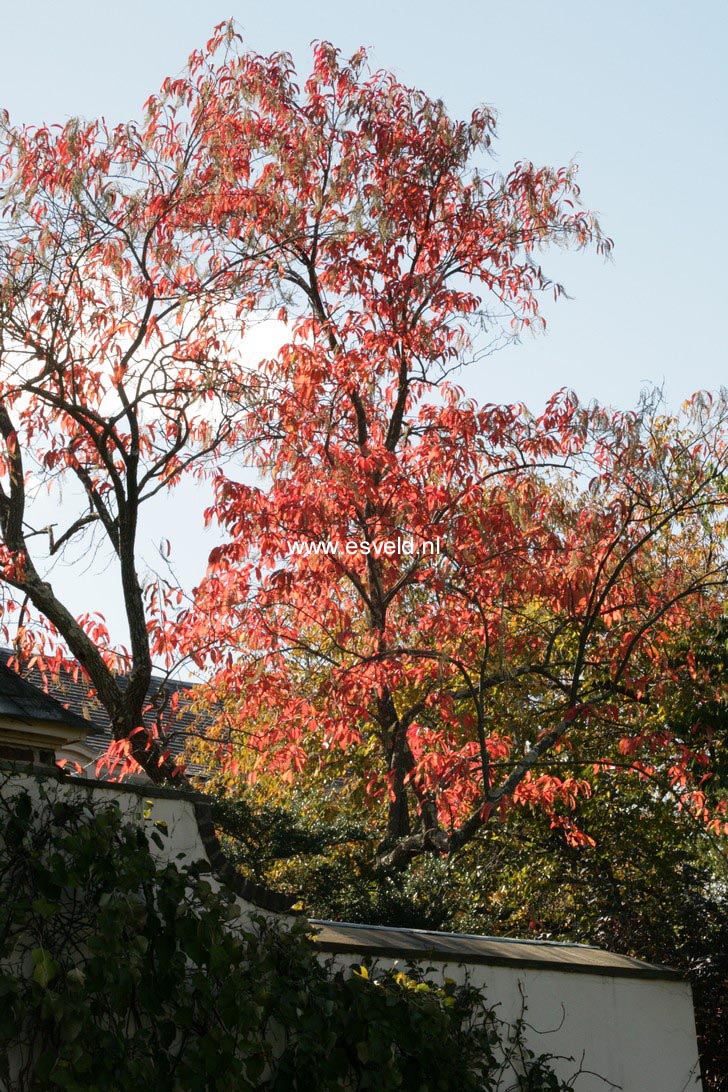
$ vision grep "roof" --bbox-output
[0,658,92,732]
[0,651,214,773]
[0,656,690,963]
[310,920,683,981]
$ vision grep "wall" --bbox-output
[0,763,704,1092]
[313,922,703,1092]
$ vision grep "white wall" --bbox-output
[1,767,210,869]
[316,950,702,1092]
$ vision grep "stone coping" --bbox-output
[310,920,684,981]
[0,759,199,798]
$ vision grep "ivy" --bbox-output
[0,780,580,1091]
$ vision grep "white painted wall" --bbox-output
[316,951,702,1092]
[1,768,209,870]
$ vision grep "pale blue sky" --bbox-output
[3,0,726,409]
[2,1,727,647]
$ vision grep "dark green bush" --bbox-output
[0,778,578,1091]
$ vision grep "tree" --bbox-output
[2,24,726,877]
[0,22,613,791]
[4,780,568,1092]
[197,619,728,1089]
[174,33,728,868]
[0,33,274,781]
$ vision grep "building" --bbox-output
[0,649,209,779]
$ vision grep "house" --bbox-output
[0,649,211,779]
[0,655,94,767]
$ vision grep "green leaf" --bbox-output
[32,949,59,989]
[33,892,59,919]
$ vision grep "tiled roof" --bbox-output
[0,657,92,731]
[0,650,215,772]
[0,657,295,912]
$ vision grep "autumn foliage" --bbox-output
[0,24,726,867]
[191,380,728,867]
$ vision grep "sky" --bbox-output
[1,0,727,651]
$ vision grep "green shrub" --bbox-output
[0,778,578,1091]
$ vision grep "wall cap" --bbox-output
[310,920,686,982]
